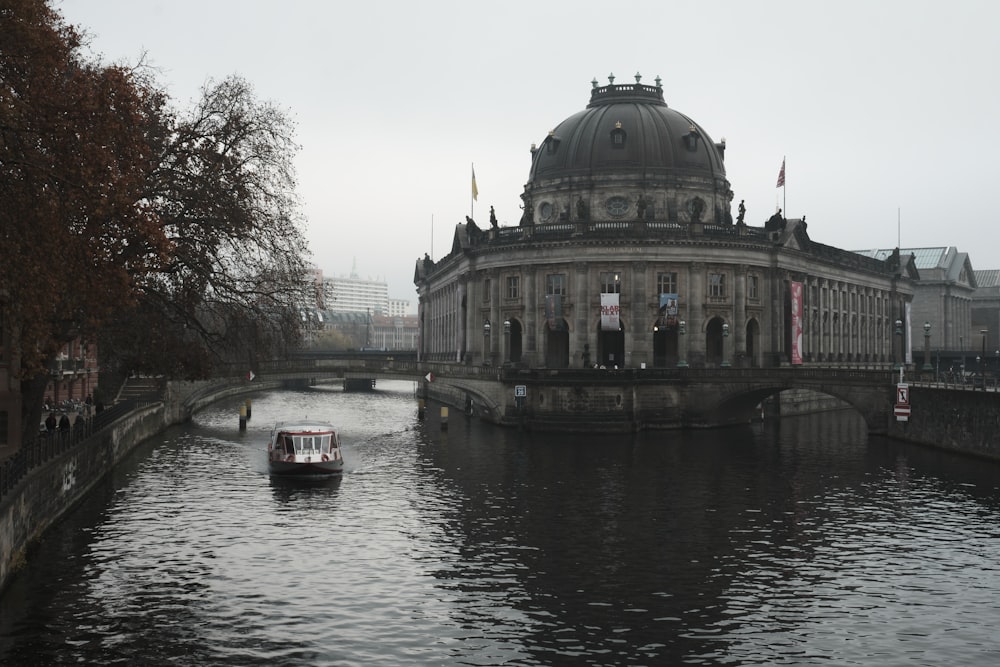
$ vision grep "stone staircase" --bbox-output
[115,376,165,404]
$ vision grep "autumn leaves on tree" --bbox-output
[1,1,311,428]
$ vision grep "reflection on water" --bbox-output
[3,381,1000,665]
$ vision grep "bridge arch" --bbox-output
[691,380,890,432]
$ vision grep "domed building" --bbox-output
[415,74,917,374]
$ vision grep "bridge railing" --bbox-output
[0,398,158,503]
[500,366,897,384]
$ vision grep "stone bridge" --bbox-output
[252,355,898,433]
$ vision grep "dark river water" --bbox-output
[3,380,1000,666]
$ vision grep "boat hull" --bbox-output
[268,458,343,476]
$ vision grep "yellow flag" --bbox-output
[471,165,479,201]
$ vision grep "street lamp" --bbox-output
[893,318,903,371]
[483,319,491,364]
[503,318,511,364]
[677,320,688,368]
[922,321,932,372]
[721,322,731,367]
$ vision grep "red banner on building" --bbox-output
[791,281,803,365]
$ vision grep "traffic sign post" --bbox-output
[895,382,910,421]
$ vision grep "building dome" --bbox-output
[522,74,733,226]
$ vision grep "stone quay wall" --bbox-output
[889,386,1000,459]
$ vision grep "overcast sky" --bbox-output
[59,0,1000,308]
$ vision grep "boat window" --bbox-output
[295,436,321,454]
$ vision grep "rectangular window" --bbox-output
[748,274,759,300]
[546,273,566,296]
[709,273,726,297]
[600,271,621,294]
[506,276,520,299]
[657,272,677,295]
[483,278,491,302]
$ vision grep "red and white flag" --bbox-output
[776,158,785,188]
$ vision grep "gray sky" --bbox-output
[59,0,1000,307]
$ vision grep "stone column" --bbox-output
[525,267,537,365]
[630,262,649,367]
[688,262,705,365]
[734,266,747,365]
[574,262,590,359]
[489,270,501,365]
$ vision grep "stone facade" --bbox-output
[415,78,916,372]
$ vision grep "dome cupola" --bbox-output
[522,73,733,226]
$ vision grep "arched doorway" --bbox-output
[545,319,570,368]
[706,317,725,367]
[745,318,760,368]
[652,319,679,367]
[505,318,523,364]
[598,319,625,368]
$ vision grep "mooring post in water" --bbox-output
[418,399,426,420]
[440,406,448,430]
[245,398,252,420]
[239,405,247,431]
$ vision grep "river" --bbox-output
[2,380,1000,665]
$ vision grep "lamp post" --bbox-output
[721,322,731,367]
[922,321,932,372]
[483,319,491,365]
[677,320,688,368]
[893,318,903,371]
[503,318,511,364]
[981,329,989,370]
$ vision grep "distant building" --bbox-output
[855,247,977,354]
[973,269,999,359]
[370,314,419,350]
[324,274,389,315]
[307,310,418,351]
[388,298,411,317]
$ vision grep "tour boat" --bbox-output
[267,420,344,475]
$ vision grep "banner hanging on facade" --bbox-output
[601,292,620,331]
[659,293,678,326]
[904,301,912,365]
[659,293,678,315]
[790,281,803,365]
[544,294,564,331]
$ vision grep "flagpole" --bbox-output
[431,214,434,261]
[782,155,786,218]
[471,162,476,220]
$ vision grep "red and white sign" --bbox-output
[424,372,435,383]
[894,382,910,421]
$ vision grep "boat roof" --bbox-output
[272,420,337,434]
